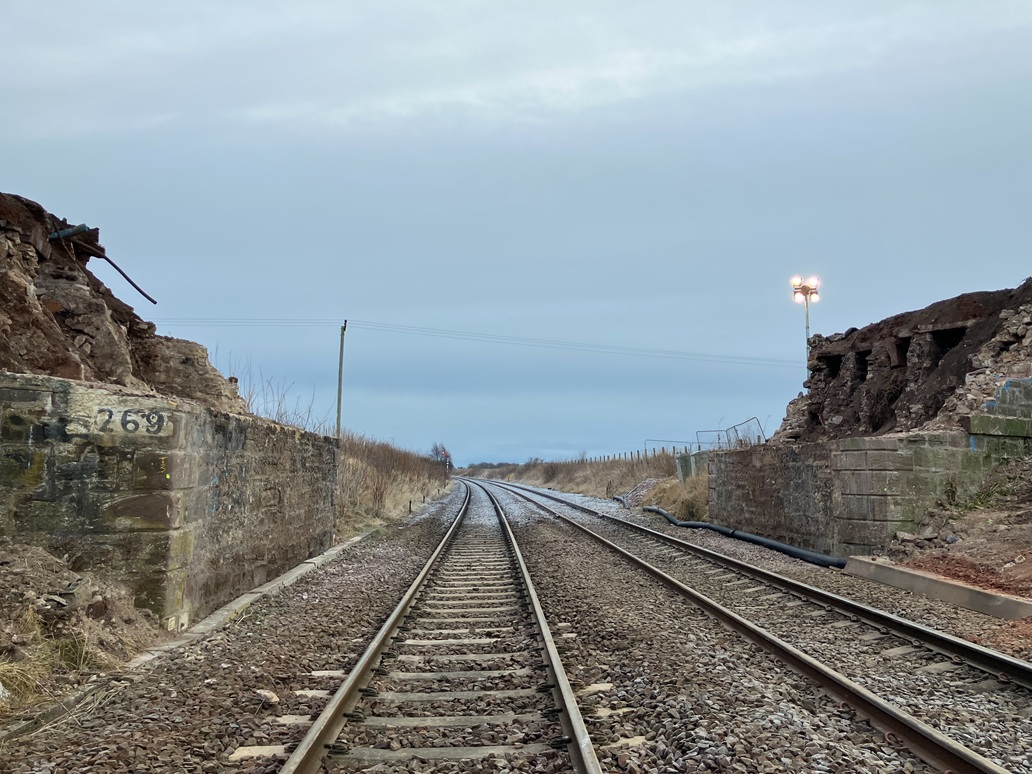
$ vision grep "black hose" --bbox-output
[612,496,629,509]
[642,506,847,569]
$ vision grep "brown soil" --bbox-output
[0,539,166,723]
[888,457,1032,603]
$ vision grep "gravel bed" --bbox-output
[498,489,934,773]
[500,484,1032,772]
[554,487,1024,652]
[0,491,461,773]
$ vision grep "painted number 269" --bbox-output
[96,409,167,435]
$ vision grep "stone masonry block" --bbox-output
[963,415,1032,438]
[831,451,868,471]
[902,432,968,449]
[912,446,964,472]
[13,500,78,535]
[836,438,867,451]
[103,492,186,531]
[869,495,906,522]
[892,495,932,526]
[80,532,174,576]
[836,495,873,520]
[973,436,1032,457]
[167,526,195,571]
[958,453,986,478]
[836,470,908,496]
[1,412,41,443]
[990,378,1032,418]
[0,450,45,490]
[836,470,873,495]
[121,569,181,619]
[837,518,898,547]
[896,473,947,499]
[866,450,915,471]
[856,437,902,451]
[133,451,199,490]
[0,387,52,407]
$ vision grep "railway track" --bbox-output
[280,481,601,773]
[479,479,1032,773]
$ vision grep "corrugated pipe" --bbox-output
[642,506,847,569]
[611,496,629,509]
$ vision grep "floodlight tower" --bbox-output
[791,275,820,358]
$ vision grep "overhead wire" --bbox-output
[150,317,800,369]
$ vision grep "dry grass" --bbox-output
[335,431,451,538]
[464,451,709,519]
[0,609,115,715]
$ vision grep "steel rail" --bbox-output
[479,480,1011,774]
[279,483,473,774]
[473,481,604,774]
[487,479,1032,691]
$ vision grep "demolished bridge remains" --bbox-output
[709,278,1032,556]
[1,192,338,629]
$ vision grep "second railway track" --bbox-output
[480,478,1032,773]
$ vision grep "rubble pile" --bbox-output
[775,278,1032,443]
[0,192,245,413]
[937,303,1032,421]
[0,539,165,717]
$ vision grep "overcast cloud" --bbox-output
[3,2,1031,465]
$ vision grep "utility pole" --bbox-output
[335,320,347,438]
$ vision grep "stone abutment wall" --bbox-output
[710,413,1032,556]
[0,372,336,630]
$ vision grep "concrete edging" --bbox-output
[845,556,1032,620]
[0,533,368,743]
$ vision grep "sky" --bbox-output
[2,2,1031,466]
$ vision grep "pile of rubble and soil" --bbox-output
[775,279,1032,443]
[0,538,166,723]
[886,456,1032,599]
[0,192,245,412]
[881,456,1032,655]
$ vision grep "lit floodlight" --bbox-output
[789,273,822,362]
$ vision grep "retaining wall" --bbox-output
[710,415,1032,556]
[0,372,337,630]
